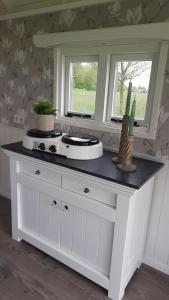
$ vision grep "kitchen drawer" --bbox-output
[62,176,116,207]
[19,161,61,187]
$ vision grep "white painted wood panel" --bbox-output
[72,207,86,259]
[60,201,74,253]
[144,162,169,275]
[19,184,39,233]
[0,124,24,198]
[84,213,101,268]
[39,193,60,246]
[59,200,114,276]
[98,218,114,276]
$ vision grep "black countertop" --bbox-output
[1,142,163,190]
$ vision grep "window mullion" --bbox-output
[143,55,157,128]
[106,57,117,122]
[95,53,110,123]
[64,57,71,116]
[148,41,169,138]
[54,48,60,115]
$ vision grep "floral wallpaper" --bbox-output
[0,0,169,159]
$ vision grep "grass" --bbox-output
[72,88,147,119]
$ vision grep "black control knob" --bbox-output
[35,170,40,175]
[49,145,56,153]
[38,143,45,151]
[84,188,89,194]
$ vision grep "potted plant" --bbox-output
[33,100,57,132]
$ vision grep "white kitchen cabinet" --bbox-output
[4,151,155,300]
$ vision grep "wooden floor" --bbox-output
[0,196,169,300]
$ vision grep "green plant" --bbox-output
[33,101,57,115]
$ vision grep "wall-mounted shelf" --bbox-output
[33,22,169,48]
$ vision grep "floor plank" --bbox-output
[0,196,169,300]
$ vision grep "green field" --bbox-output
[72,88,147,119]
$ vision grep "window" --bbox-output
[64,56,98,118]
[106,55,154,127]
[54,40,168,139]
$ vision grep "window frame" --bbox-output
[64,55,99,118]
[106,53,156,127]
[54,40,168,140]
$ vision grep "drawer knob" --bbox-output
[64,205,69,210]
[52,200,57,206]
[84,188,89,194]
[35,170,40,175]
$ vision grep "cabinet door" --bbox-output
[19,182,60,247]
[38,192,60,247]
[60,200,114,277]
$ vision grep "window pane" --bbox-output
[70,61,98,115]
[112,61,152,120]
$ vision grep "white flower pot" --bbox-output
[36,114,55,132]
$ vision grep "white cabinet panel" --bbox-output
[144,162,169,275]
[39,193,60,246]
[98,219,114,276]
[19,184,39,233]
[72,207,86,259]
[84,213,101,268]
[60,201,73,253]
[59,202,114,276]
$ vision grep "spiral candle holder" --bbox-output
[117,135,136,172]
[112,115,129,164]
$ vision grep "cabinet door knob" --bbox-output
[51,200,57,206]
[64,205,69,210]
[35,170,40,175]
[84,188,89,194]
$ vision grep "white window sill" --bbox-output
[56,117,155,140]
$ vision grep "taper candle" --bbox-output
[128,97,136,136]
[125,81,132,116]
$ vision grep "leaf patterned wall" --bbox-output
[0,0,169,158]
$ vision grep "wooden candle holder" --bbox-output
[117,135,136,172]
[112,115,129,164]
